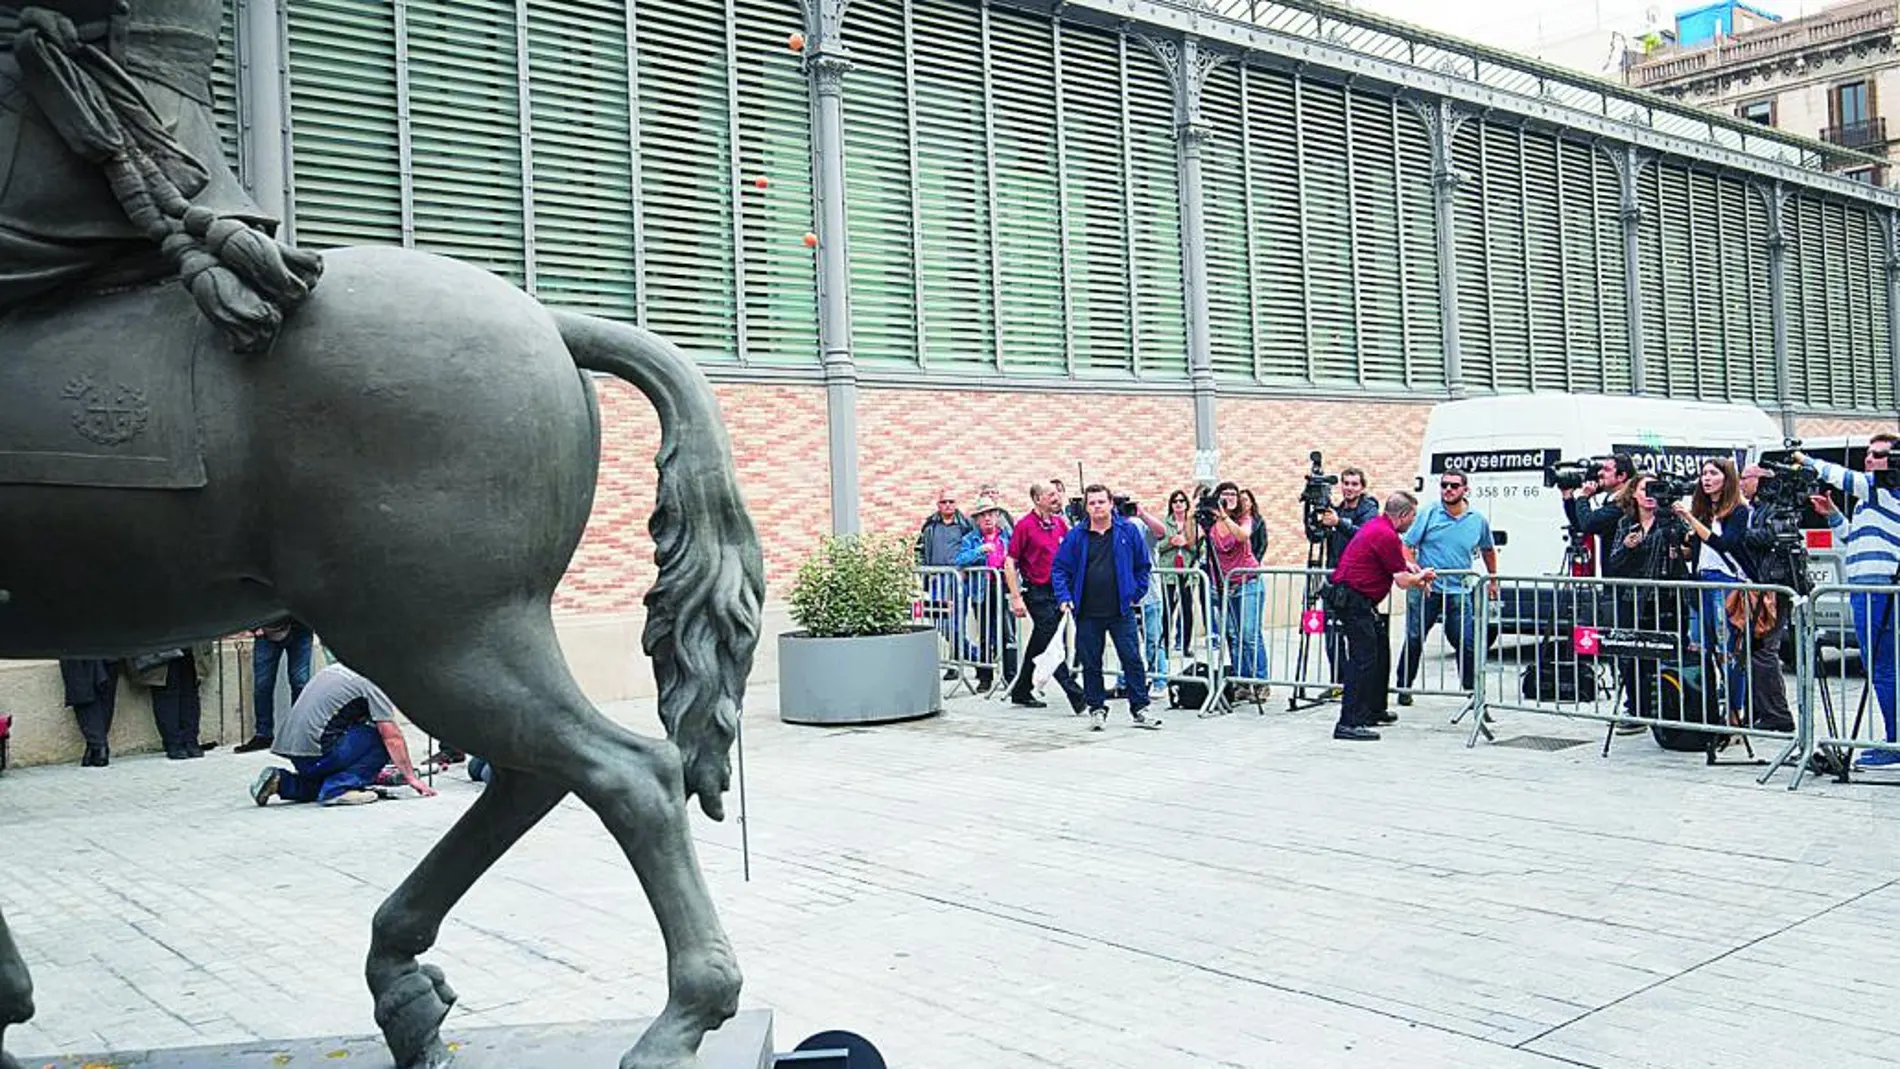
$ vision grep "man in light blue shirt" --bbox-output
[1394,469,1498,707]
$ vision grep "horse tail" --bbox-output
[552,311,765,821]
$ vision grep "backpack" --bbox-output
[1650,663,1724,752]
[1518,641,1597,703]
[1169,662,1213,710]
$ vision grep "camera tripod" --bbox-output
[1288,528,1339,712]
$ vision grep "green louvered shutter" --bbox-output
[1450,120,1491,391]
[843,1,917,368]
[1348,89,1403,388]
[1201,61,1251,383]
[1735,179,1776,406]
[1245,65,1304,384]
[212,0,240,174]
[1481,124,1530,392]
[1654,164,1695,398]
[637,0,737,362]
[404,1,523,284]
[1556,139,1604,393]
[287,0,401,248]
[1793,195,1831,407]
[733,0,817,365]
[1784,194,1812,406]
[1833,201,1874,410]
[1062,20,1133,377]
[1395,101,1442,392]
[1299,76,1354,385]
[1715,176,1767,405]
[1686,170,1725,399]
[524,0,634,320]
[1634,167,1665,397]
[911,0,993,370]
[988,5,1064,375]
[1589,147,1632,395]
[1864,209,1896,410]
[1522,130,1565,391]
[1125,39,1184,378]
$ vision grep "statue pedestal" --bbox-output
[22,1010,775,1068]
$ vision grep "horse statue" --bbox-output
[1,2,764,1062]
[0,242,767,1069]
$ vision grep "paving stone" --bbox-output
[2,686,1897,1068]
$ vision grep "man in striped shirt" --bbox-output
[1800,434,1900,767]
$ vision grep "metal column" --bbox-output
[1412,98,1469,400]
[1760,182,1795,438]
[1139,33,1224,459]
[1609,145,1651,396]
[807,26,859,535]
[237,0,293,232]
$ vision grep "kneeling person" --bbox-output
[1053,485,1161,731]
[250,664,436,807]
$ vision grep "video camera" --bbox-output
[1113,495,1139,519]
[1193,487,1222,532]
[1544,457,1600,492]
[1300,451,1339,544]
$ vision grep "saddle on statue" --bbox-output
[0,282,210,489]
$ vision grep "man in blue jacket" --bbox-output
[1053,485,1161,731]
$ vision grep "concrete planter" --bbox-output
[778,625,942,725]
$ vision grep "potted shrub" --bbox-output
[779,534,943,725]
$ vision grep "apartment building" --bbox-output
[1628,0,1898,185]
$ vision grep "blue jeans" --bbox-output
[276,723,389,803]
[1396,587,1478,691]
[1223,578,1268,680]
[1076,611,1148,712]
[252,624,314,739]
[1850,586,1900,742]
[1688,571,1746,715]
[1120,597,1169,691]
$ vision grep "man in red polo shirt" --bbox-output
[1328,492,1436,741]
[1006,482,1086,712]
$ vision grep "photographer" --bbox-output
[1328,493,1436,742]
[1798,434,1900,766]
[1736,466,1796,734]
[1562,454,1635,573]
[1606,474,1690,723]
[1316,468,1379,683]
[1207,481,1269,696]
[1316,468,1379,567]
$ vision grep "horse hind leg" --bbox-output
[0,906,35,1069]
[366,769,568,1069]
[358,628,739,1069]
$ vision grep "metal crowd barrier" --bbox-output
[1150,565,1222,717]
[1476,574,1802,773]
[1791,581,1900,789]
[1192,566,1484,720]
[915,565,1010,698]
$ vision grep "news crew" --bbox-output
[1736,466,1796,734]
[1798,435,1900,766]
[1327,493,1435,742]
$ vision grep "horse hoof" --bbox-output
[373,962,458,1069]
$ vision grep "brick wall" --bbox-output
[554,380,829,615]
[557,384,1437,613]
[1795,415,1900,441]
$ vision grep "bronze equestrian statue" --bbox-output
[0,3,766,1068]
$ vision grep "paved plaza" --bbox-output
[4,682,1899,1068]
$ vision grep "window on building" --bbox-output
[1738,99,1774,126]
[1833,81,1871,129]
[1844,166,1882,185]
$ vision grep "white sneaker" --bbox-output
[1089,707,1108,731]
[321,789,381,807]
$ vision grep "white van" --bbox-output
[1414,393,1783,635]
